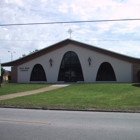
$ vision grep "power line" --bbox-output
[0,18,140,26]
[0,39,140,42]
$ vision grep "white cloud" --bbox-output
[41,0,47,2]
[14,0,24,6]
[77,29,86,34]
[58,3,69,13]
[108,44,140,58]
[5,0,24,6]
[3,28,8,31]
[91,38,99,45]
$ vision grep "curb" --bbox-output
[0,106,140,113]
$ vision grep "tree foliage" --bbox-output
[29,49,39,54]
[20,49,39,58]
[1,67,5,83]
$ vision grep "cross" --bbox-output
[68,28,73,39]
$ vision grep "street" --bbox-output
[0,108,140,140]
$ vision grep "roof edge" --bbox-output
[1,38,140,66]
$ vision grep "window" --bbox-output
[30,64,47,81]
[58,51,84,82]
[96,62,116,81]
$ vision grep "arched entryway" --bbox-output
[58,51,84,82]
[96,62,116,81]
[30,64,47,81]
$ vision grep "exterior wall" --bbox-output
[17,44,132,83]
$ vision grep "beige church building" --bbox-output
[2,39,140,83]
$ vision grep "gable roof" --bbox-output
[2,39,140,66]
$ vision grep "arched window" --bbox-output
[58,51,84,82]
[96,62,116,81]
[30,64,47,81]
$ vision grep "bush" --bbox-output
[1,67,5,83]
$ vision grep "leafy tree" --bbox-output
[1,67,5,83]
[20,49,39,58]
[22,54,26,57]
[29,49,39,54]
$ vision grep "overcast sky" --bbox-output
[1,0,140,70]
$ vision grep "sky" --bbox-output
[1,0,140,70]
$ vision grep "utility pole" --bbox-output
[8,51,16,61]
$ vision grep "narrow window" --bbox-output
[30,64,47,81]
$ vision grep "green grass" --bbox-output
[0,81,51,95]
[0,83,140,111]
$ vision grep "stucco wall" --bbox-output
[17,44,132,83]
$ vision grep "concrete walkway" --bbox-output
[0,84,69,101]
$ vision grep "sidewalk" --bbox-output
[0,84,69,101]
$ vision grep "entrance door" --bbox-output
[64,67,77,82]
[58,51,84,82]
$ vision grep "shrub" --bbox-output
[1,67,5,83]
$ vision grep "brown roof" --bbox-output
[2,39,140,66]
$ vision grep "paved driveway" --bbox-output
[0,84,69,100]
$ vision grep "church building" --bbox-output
[2,39,140,83]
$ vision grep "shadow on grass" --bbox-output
[132,83,140,87]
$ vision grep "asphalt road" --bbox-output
[0,108,140,140]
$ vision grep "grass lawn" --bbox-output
[0,82,51,95]
[0,83,140,111]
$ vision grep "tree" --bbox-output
[20,49,39,58]
[22,54,26,57]
[29,49,39,54]
[1,67,5,83]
